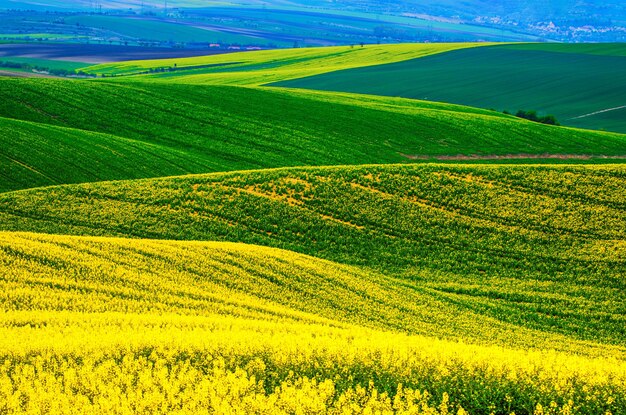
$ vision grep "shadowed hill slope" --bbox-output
[0,116,203,193]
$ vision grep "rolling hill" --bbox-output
[2,161,626,413]
[3,230,595,350]
[2,41,626,414]
[274,43,626,133]
[0,116,203,192]
[1,164,624,350]
[2,231,625,413]
[2,71,626,192]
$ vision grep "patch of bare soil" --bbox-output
[402,153,626,160]
[0,70,54,78]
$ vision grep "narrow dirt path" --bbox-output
[0,70,55,78]
[402,153,626,161]
[570,105,626,120]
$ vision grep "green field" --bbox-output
[0,116,203,192]
[491,43,626,56]
[81,42,480,81]
[0,33,86,40]
[1,75,626,192]
[0,57,88,71]
[274,43,626,133]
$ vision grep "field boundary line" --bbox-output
[570,105,626,120]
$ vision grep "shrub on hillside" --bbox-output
[512,109,560,126]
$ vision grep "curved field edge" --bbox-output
[79,43,491,84]
[0,163,624,350]
[1,78,626,192]
[1,231,625,414]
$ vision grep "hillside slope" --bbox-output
[1,77,626,192]
[274,43,626,133]
[0,116,205,193]
[2,42,626,415]
[0,231,591,350]
[2,231,625,414]
[1,164,624,348]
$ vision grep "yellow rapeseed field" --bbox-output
[1,232,625,414]
[82,43,488,85]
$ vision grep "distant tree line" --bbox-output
[502,109,560,126]
[0,60,95,77]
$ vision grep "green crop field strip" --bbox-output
[0,57,88,72]
[275,43,626,133]
[80,42,481,81]
[0,116,204,192]
[2,40,626,414]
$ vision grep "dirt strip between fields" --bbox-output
[0,70,56,78]
[570,105,626,120]
[402,153,626,161]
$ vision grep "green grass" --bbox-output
[1,163,625,350]
[274,43,626,133]
[1,77,625,192]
